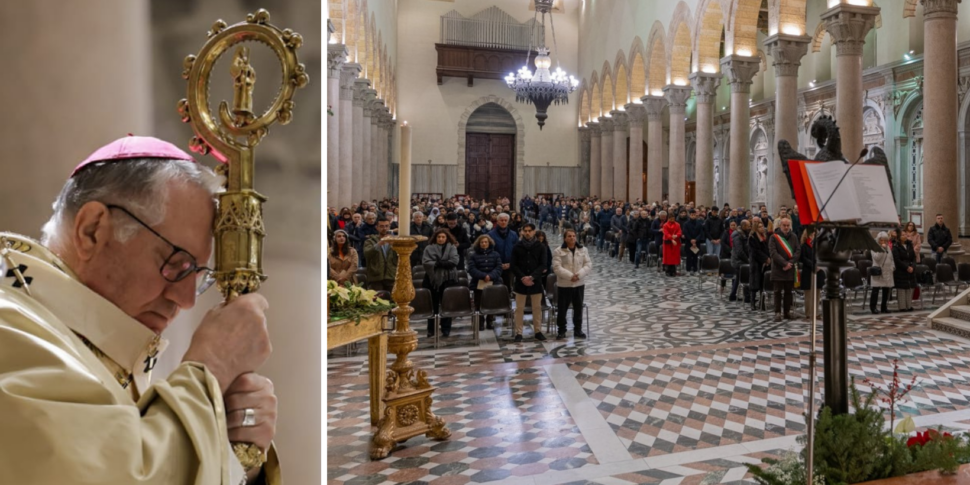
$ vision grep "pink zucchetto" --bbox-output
[72,134,195,177]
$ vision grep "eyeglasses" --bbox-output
[106,205,216,296]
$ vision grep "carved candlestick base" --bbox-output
[371,235,450,460]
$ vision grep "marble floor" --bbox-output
[326,238,970,485]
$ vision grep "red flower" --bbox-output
[907,431,931,448]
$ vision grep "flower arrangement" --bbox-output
[747,363,970,484]
[328,104,334,116]
[327,280,394,324]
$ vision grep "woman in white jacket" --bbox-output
[870,231,895,314]
[552,229,593,340]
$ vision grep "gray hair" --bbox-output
[41,159,222,246]
[659,211,667,217]
[497,213,510,221]
[364,212,377,222]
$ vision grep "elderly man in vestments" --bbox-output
[0,136,281,484]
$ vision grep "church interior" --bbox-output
[327,0,970,483]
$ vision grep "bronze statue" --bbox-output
[230,45,257,126]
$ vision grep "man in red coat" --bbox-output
[662,217,683,276]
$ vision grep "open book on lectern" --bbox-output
[788,160,899,226]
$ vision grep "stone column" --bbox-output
[588,122,602,198]
[625,105,646,202]
[361,90,375,201]
[352,79,369,205]
[822,4,879,162]
[922,0,962,252]
[578,127,591,197]
[663,85,693,205]
[690,73,720,208]
[611,111,629,200]
[338,63,361,209]
[641,96,667,203]
[721,55,760,209]
[600,118,615,199]
[327,44,347,209]
[765,34,811,213]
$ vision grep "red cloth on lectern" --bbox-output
[661,220,682,266]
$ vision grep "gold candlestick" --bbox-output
[177,8,308,471]
[371,235,451,460]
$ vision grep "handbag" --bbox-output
[869,266,882,276]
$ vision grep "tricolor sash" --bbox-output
[773,233,794,259]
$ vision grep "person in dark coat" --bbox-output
[799,227,824,312]
[705,210,724,257]
[768,218,800,320]
[409,212,434,268]
[927,213,953,263]
[467,234,503,329]
[445,212,471,268]
[596,205,614,251]
[422,229,460,337]
[625,211,644,264]
[536,231,554,277]
[748,220,771,311]
[682,210,706,274]
[487,213,519,292]
[610,208,628,259]
[632,210,653,269]
[730,220,751,302]
[651,211,668,259]
[510,223,547,342]
[892,229,918,311]
[720,220,736,260]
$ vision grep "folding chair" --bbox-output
[840,268,865,305]
[932,264,962,304]
[435,287,478,348]
[479,285,513,337]
[699,254,721,289]
[737,264,751,308]
[718,259,734,299]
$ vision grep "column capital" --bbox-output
[821,4,880,57]
[689,72,721,104]
[922,0,960,19]
[640,95,667,121]
[352,78,371,107]
[587,121,601,136]
[625,104,647,126]
[578,126,591,142]
[663,85,692,114]
[328,44,349,79]
[340,63,361,100]
[610,110,629,131]
[599,117,615,133]
[720,55,761,93]
[764,33,811,77]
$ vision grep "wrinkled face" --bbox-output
[414,213,424,225]
[352,214,362,224]
[779,219,792,234]
[75,181,214,335]
[497,217,508,228]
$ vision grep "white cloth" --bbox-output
[551,245,592,288]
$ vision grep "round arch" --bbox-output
[645,21,667,94]
[456,95,527,203]
[666,1,694,85]
[693,0,727,73]
[614,53,630,106]
[629,38,648,97]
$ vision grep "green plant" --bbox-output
[746,450,825,485]
[327,280,394,324]
[908,429,970,475]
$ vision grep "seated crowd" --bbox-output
[328,194,955,336]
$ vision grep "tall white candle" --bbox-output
[398,121,412,236]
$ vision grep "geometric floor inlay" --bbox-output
[327,231,969,484]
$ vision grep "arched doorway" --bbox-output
[463,102,516,202]
[457,95,526,203]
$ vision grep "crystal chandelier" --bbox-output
[505,0,578,130]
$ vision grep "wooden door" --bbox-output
[465,133,515,202]
[685,181,696,205]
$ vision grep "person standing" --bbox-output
[870,232,895,314]
[487,213,519,292]
[901,221,922,263]
[927,214,953,264]
[467,235,503,330]
[552,229,592,340]
[730,220,751,302]
[705,209,724,257]
[748,220,771,311]
[768,218,800,320]
[422,229,460,338]
[328,230,359,286]
[799,227,823,313]
[363,219,398,291]
[445,212,471,268]
[892,229,917,312]
[683,209,706,274]
[661,215,683,277]
[510,223,547,342]
[409,211,434,268]
[610,207,628,260]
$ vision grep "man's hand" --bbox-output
[182,294,271,394]
[713,239,720,244]
[224,373,278,467]
[521,276,534,286]
[783,263,792,271]
[691,239,696,246]
[484,275,490,282]
[571,274,580,282]
[908,266,914,273]
[938,247,944,253]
